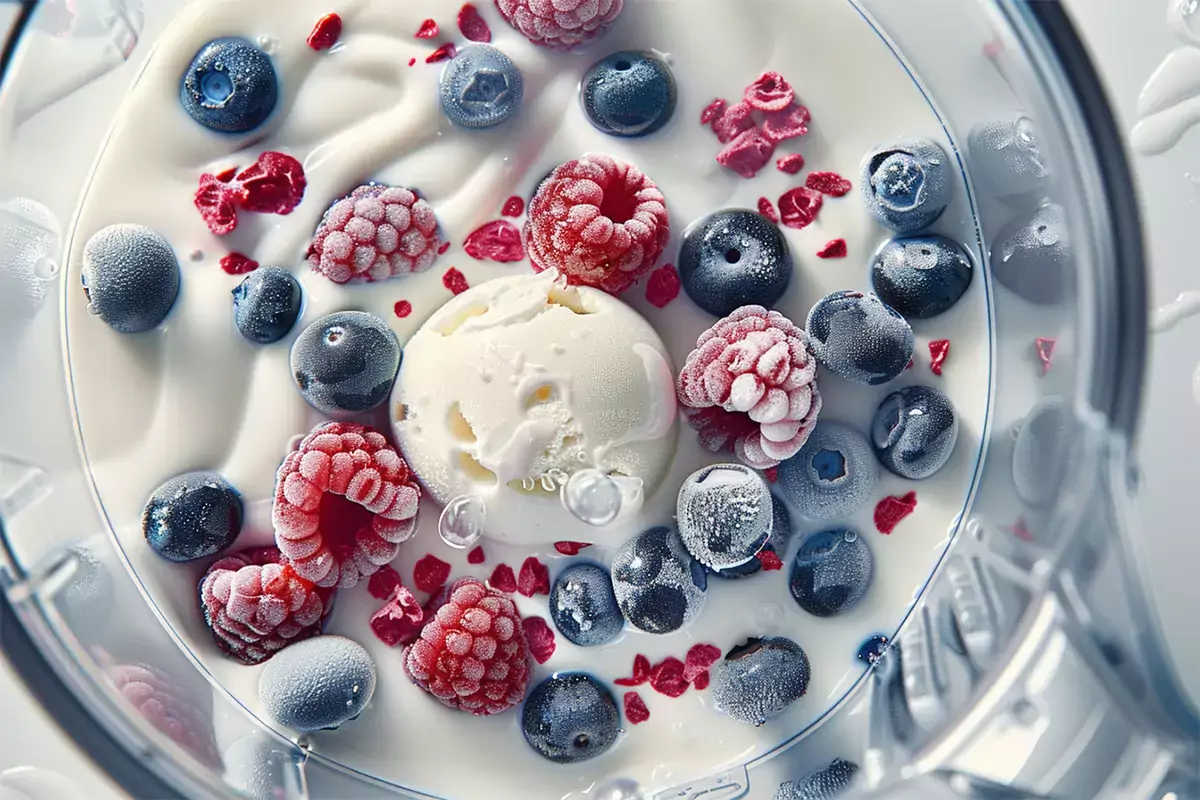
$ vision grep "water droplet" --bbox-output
[438,494,486,549]
[843,530,858,544]
[562,469,621,526]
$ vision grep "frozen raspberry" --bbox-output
[624,691,650,724]
[501,195,524,217]
[517,556,550,597]
[929,339,951,376]
[710,101,755,144]
[700,99,727,125]
[464,220,525,262]
[426,43,458,63]
[645,263,681,309]
[495,0,624,50]
[273,421,421,589]
[779,187,823,229]
[875,491,918,534]
[525,154,669,294]
[692,669,711,690]
[368,564,403,600]
[371,584,425,647]
[684,643,721,682]
[403,577,532,715]
[200,548,333,665]
[468,545,486,564]
[677,306,822,470]
[489,563,518,593]
[817,239,848,259]
[777,153,806,175]
[717,129,776,179]
[234,152,307,215]
[553,541,592,556]
[414,554,452,593]
[757,550,784,571]
[744,72,795,112]
[758,197,780,224]
[806,171,853,197]
[104,661,222,769]
[306,184,445,284]
[522,616,556,664]
[459,3,493,41]
[649,656,688,698]
[195,173,239,236]
[307,13,342,50]
[219,253,258,275]
[762,103,811,144]
[614,653,651,686]
[416,18,439,38]
[393,300,413,318]
[1036,337,1056,375]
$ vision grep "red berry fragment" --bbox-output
[762,104,811,144]
[416,18,439,38]
[214,167,238,183]
[717,129,776,179]
[235,152,307,215]
[691,670,711,691]
[929,339,951,376]
[778,187,824,229]
[817,239,847,259]
[710,101,755,144]
[464,220,525,263]
[307,13,342,51]
[458,3,492,41]
[195,174,239,236]
[1036,337,1056,375]
[1012,517,1034,542]
[875,491,918,535]
[777,153,805,175]
[684,643,721,682]
[370,584,424,646]
[624,691,650,724]
[522,616,556,664]
[413,554,452,593]
[757,550,784,571]
[367,564,402,600]
[649,657,689,698]
[426,42,457,63]
[806,171,853,197]
[614,654,651,686]
[758,197,780,224]
[443,267,470,295]
[517,556,550,597]
[744,71,795,112]
[553,541,592,556]
[645,264,681,309]
[409,57,417,67]
[467,546,486,564]
[700,99,727,125]
[393,300,413,318]
[501,195,524,217]
[763,467,779,483]
[489,564,518,593]
[220,253,258,275]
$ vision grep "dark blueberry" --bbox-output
[82,224,180,334]
[968,117,1050,207]
[439,44,524,129]
[806,291,913,385]
[522,673,620,764]
[232,266,302,344]
[857,635,890,665]
[713,637,810,725]
[861,139,951,233]
[611,526,705,634]
[581,50,677,138]
[142,471,243,562]
[550,563,624,647]
[181,38,278,134]
[677,464,772,570]
[778,421,878,520]
[870,235,972,319]
[871,385,959,480]
[714,495,793,580]
[990,203,1072,305]
[679,209,793,317]
[1012,395,1072,508]
[259,636,376,732]
[789,529,873,618]
[290,311,401,415]
[774,759,860,800]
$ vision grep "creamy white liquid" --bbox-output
[62,1,990,797]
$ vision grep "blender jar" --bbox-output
[0,1,1196,798]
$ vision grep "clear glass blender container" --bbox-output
[0,1,1196,798]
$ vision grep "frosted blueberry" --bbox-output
[563,469,622,527]
[291,311,401,415]
[991,203,1073,305]
[440,44,524,129]
[181,38,278,133]
[582,50,676,138]
[870,235,972,319]
[872,385,959,480]
[1012,395,1073,508]
[522,673,620,764]
[806,291,913,386]
[549,563,624,647]
[142,471,243,562]
[713,637,810,725]
[714,494,794,580]
[968,117,1050,206]
[82,223,180,333]
[789,530,873,617]
[677,464,772,571]
[778,421,878,520]
[679,209,793,317]
[861,139,951,233]
[232,266,301,344]
[775,759,860,800]
[611,526,706,634]
[259,636,376,732]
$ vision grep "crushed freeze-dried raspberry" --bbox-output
[717,129,776,179]
[692,670,711,690]
[757,550,784,571]
[763,467,778,483]
[875,491,918,535]
[1036,337,1056,375]
[235,152,307,215]
[710,101,755,144]
[645,264,681,309]
[367,564,402,600]
[416,18,439,38]
[649,657,689,698]
[443,267,470,295]
[517,556,550,597]
[393,300,413,319]
[806,171,853,197]
[758,197,780,224]
[779,187,824,230]
[409,57,417,67]
[614,654,651,686]
[467,546,486,564]
[195,174,239,236]
[464,220,525,263]
[426,42,457,63]
[489,563,517,593]
[762,104,811,144]
[817,239,847,259]
[744,71,795,112]
[906,359,914,370]
[1012,517,1034,542]
[371,584,424,647]
[624,691,650,724]
[700,99,727,125]
[553,541,592,556]
[777,153,805,174]
[929,339,950,376]
[414,554,452,593]
[684,644,721,682]
[522,616,556,664]
[458,3,492,41]
[220,253,258,275]
[438,242,451,255]
[495,0,624,50]
[307,13,342,50]
[501,196,524,217]
[214,167,238,183]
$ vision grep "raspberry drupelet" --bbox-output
[495,0,624,50]
[524,154,669,294]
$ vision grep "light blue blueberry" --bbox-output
[677,463,772,571]
[181,38,278,133]
[861,139,952,233]
[778,421,879,520]
[582,50,677,138]
[968,116,1050,207]
[990,203,1073,305]
[259,636,376,732]
[440,44,524,129]
[82,223,180,333]
[713,637,810,726]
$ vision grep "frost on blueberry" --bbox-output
[713,637,810,726]
[871,235,972,319]
[871,385,959,480]
[440,44,524,129]
[259,636,376,732]
[550,563,624,647]
[1012,395,1073,508]
[290,311,401,416]
[678,209,792,317]
[775,758,860,800]
[789,529,873,617]
[522,673,620,764]
[611,526,706,634]
[180,38,278,134]
[990,203,1073,305]
[232,266,301,344]
[777,421,878,520]
[714,494,794,580]
[806,291,913,386]
[582,50,677,138]
[968,116,1050,206]
[861,139,951,234]
[82,223,180,334]
[142,471,243,562]
[677,464,772,571]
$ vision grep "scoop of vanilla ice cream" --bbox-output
[391,272,678,546]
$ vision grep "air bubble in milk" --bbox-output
[562,469,622,527]
[439,494,486,549]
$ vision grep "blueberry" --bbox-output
[440,44,524,129]
[713,637,810,725]
[806,291,913,385]
[611,526,706,634]
[677,464,772,571]
[82,224,180,334]
[142,471,243,562]
[679,210,793,317]
[968,117,1050,207]
[232,266,302,344]
[582,50,676,138]
[522,673,620,764]
[861,139,952,233]
[550,563,624,647]
[990,203,1072,305]
[777,421,878,520]
[870,235,972,319]
[1012,395,1072,508]
[291,311,401,415]
[259,636,376,731]
[871,385,959,480]
[789,529,873,617]
[775,759,860,800]
[714,495,793,580]
[181,38,278,134]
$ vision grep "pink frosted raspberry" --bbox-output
[103,661,222,768]
[200,548,333,665]
[677,306,822,469]
[525,154,669,294]
[306,184,445,284]
[495,0,624,50]
[273,421,421,589]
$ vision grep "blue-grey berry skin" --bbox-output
[522,673,620,764]
[259,636,376,732]
[290,311,400,415]
[82,224,180,334]
[778,421,878,520]
[870,235,972,319]
[990,203,1072,305]
[968,117,1050,207]
[439,44,524,129]
[775,759,860,800]
[861,139,951,233]
[1012,395,1071,508]
[611,526,706,634]
[871,385,958,480]
[679,210,793,318]
[550,563,624,647]
[180,38,278,134]
[224,736,288,800]
[232,266,301,344]
[714,495,793,580]
[582,50,676,138]
[789,530,873,617]
[713,637,810,726]
[142,471,243,563]
[677,464,772,571]
[806,291,913,386]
